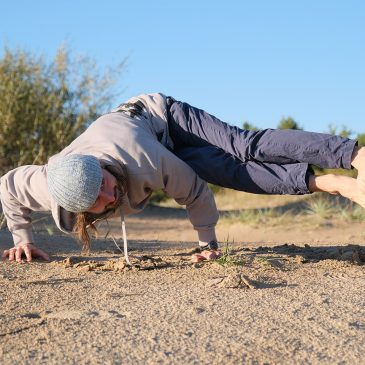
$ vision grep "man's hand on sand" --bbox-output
[191,250,221,263]
[2,243,50,263]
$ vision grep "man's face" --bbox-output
[86,169,119,215]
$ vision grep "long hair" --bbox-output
[72,163,128,252]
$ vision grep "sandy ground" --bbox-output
[1,193,365,364]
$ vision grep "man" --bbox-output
[2,93,365,263]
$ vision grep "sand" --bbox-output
[1,202,365,364]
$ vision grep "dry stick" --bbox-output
[0,319,46,337]
[240,275,256,289]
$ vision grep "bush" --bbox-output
[277,116,302,130]
[0,47,125,175]
[356,133,365,147]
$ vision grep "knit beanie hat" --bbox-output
[47,154,103,213]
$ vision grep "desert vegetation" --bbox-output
[221,193,365,228]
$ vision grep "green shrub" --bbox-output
[0,47,125,175]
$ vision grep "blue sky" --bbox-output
[1,0,364,134]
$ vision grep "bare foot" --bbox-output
[338,177,365,209]
[310,173,365,209]
[351,147,365,193]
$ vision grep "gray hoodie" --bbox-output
[0,93,219,247]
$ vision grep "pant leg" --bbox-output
[174,145,311,195]
[167,97,357,169]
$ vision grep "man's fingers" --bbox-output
[8,249,15,261]
[15,247,24,262]
[23,245,33,262]
[1,245,49,263]
[17,244,49,262]
[32,248,50,261]
[192,250,223,263]
[191,253,206,263]
[200,250,216,260]
[201,250,222,260]
[2,250,9,259]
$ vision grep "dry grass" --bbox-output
[157,189,365,227]
[219,191,365,226]
[304,196,336,219]
[221,208,295,226]
[214,189,308,211]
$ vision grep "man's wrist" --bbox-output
[199,240,219,251]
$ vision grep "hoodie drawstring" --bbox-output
[121,214,131,265]
[107,207,131,265]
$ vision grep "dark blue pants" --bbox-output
[166,97,357,195]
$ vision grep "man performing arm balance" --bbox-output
[2,93,365,263]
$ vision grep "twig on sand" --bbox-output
[0,319,46,337]
[240,275,256,289]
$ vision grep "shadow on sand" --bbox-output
[232,243,365,265]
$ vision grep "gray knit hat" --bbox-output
[47,154,103,213]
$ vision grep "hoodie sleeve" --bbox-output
[158,147,219,243]
[0,165,52,246]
